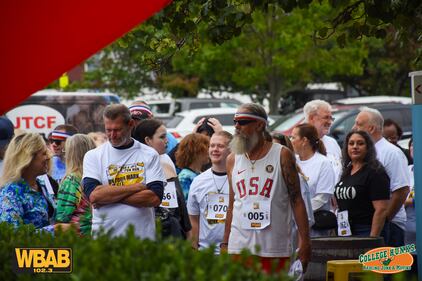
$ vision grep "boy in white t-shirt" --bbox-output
[187,131,232,254]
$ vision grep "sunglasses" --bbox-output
[49,139,64,145]
[233,119,257,126]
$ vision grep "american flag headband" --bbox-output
[234,112,268,124]
[50,131,71,140]
[129,105,153,116]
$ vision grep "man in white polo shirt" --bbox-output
[187,130,232,254]
[304,99,342,181]
[82,104,166,238]
[353,107,410,247]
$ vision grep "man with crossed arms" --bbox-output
[83,104,166,238]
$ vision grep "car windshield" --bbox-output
[166,116,184,128]
[193,114,235,125]
[271,113,304,132]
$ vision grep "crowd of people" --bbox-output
[0,98,417,277]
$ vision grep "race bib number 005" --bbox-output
[241,200,271,230]
[160,182,178,208]
[207,193,229,220]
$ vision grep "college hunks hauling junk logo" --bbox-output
[359,244,415,274]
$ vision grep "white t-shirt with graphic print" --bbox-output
[83,140,165,239]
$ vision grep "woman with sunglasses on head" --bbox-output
[291,123,336,237]
[0,133,56,232]
[334,131,390,237]
[133,119,192,239]
[55,134,96,236]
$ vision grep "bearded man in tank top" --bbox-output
[221,103,311,273]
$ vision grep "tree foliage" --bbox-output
[70,0,421,103]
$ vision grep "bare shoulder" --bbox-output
[280,145,296,165]
[226,152,235,173]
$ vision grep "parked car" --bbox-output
[329,103,412,147]
[278,89,355,115]
[332,95,411,106]
[148,98,242,119]
[167,107,274,140]
[270,109,348,136]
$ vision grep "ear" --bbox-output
[145,136,152,146]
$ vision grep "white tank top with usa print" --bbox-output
[228,143,292,257]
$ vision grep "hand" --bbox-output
[193,117,206,133]
[207,118,223,133]
[297,239,311,272]
[219,242,228,253]
[54,223,74,232]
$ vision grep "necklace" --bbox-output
[212,172,228,193]
[245,153,258,173]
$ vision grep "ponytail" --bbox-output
[316,139,327,156]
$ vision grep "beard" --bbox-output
[229,131,259,154]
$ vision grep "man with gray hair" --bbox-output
[82,104,166,238]
[303,100,342,180]
[353,106,410,247]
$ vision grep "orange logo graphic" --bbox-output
[359,244,415,274]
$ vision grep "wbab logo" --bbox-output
[12,248,72,274]
[359,244,415,274]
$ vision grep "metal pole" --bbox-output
[409,70,422,275]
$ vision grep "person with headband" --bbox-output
[129,100,178,154]
[48,124,78,183]
[222,103,310,274]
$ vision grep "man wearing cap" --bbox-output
[48,124,78,183]
[222,103,310,274]
[129,100,178,154]
[0,116,15,175]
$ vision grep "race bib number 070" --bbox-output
[207,193,229,220]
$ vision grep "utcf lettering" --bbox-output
[236,177,273,198]
[14,116,56,129]
[13,248,72,273]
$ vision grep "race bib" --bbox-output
[206,193,229,220]
[240,200,271,230]
[337,210,352,236]
[160,181,178,208]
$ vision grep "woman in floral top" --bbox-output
[0,133,55,232]
[55,134,96,235]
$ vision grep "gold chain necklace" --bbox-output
[245,152,258,172]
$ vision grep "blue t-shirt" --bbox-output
[51,156,66,183]
[166,132,178,154]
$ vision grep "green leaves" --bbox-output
[0,223,290,281]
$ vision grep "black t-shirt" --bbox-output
[335,165,390,226]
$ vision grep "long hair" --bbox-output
[341,130,384,179]
[132,119,164,144]
[64,134,96,178]
[175,133,209,168]
[0,133,48,187]
[294,123,327,156]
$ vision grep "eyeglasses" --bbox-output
[49,139,63,146]
[233,119,256,126]
[318,115,335,121]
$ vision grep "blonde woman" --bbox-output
[55,134,96,235]
[0,133,55,232]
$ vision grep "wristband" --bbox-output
[220,242,228,248]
